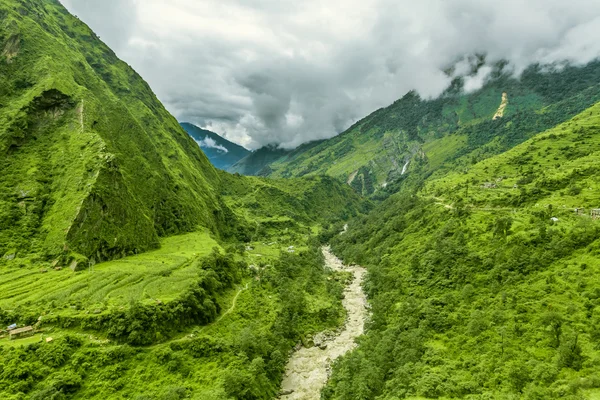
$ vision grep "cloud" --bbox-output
[60,0,600,149]
[195,137,229,153]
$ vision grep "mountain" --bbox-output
[3,1,600,399]
[260,61,600,195]
[180,122,249,170]
[324,101,600,398]
[227,144,293,175]
[0,1,363,398]
[227,140,324,176]
[0,0,233,265]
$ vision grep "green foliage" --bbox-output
[323,102,600,399]
[0,244,346,399]
[0,0,234,264]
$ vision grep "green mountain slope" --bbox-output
[324,102,600,399]
[264,61,600,195]
[0,1,369,399]
[0,166,363,400]
[0,0,230,264]
[227,144,294,176]
[180,122,250,170]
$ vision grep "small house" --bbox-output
[9,326,34,340]
[591,209,600,220]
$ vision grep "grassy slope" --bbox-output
[0,1,367,399]
[0,168,363,399]
[324,102,600,399]
[263,62,600,197]
[0,0,226,265]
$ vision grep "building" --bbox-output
[592,209,600,220]
[9,326,34,340]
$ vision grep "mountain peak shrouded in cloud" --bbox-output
[61,0,600,150]
[180,123,250,170]
[197,137,229,154]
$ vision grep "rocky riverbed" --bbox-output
[279,246,368,400]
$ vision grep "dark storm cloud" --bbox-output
[60,0,600,149]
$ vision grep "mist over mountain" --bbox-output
[61,0,600,150]
[181,123,250,170]
[4,1,600,399]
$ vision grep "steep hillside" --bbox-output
[0,168,363,400]
[219,172,364,241]
[181,122,250,170]
[228,145,293,176]
[0,0,229,265]
[324,102,600,399]
[265,61,600,195]
[0,2,370,399]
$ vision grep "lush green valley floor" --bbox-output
[4,1,600,400]
[0,168,359,399]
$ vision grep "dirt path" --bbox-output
[347,170,359,185]
[279,247,367,400]
[215,283,248,324]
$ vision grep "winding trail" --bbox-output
[279,247,367,400]
[216,283,248,324]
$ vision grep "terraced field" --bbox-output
[0,231,220,312]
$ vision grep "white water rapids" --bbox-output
[279,247,367,400]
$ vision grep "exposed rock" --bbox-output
[279,247,368,399]
[2,33,20,63]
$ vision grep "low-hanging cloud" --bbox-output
[195,137,229,154]
[60,0,600,149]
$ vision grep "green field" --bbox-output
[0,231,221,314]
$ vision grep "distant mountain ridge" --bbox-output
[231,60,600,196]
[226,140,325,176]
[181,123,250,170]
[227,144,292,176]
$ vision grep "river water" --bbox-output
[279,247,367,400]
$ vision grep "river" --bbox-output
[279,246,367,400]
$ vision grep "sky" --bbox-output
[60,0,600,150]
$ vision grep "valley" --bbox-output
[279,247,367,400]
[2,0,600,399]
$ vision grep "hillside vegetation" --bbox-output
[253,62,600,197]
[0,160,362,398]
[0,0,228,267]
[4,1,600,400]
[0,1,363,399]
[324,101,600,399]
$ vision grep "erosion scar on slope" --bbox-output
[279,247,368,400]
[493,92,508,120]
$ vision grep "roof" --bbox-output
[10,326,33,335]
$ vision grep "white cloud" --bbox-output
[61,0,600,149]
[195,137,229,153]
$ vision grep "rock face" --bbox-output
[279,247,368,400]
